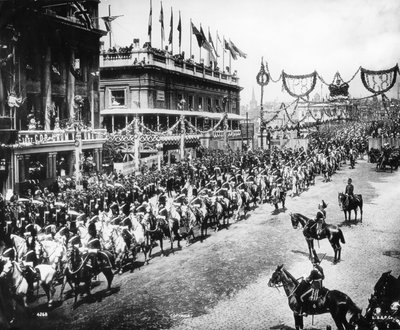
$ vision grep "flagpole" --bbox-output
[207,27,211,66]
[178,11,181,54]
[216,30,219,68]
[199,24,202,63]
[223,36,225,72]
[108,5,112,49]
[190,18,192,60]
[149,0,152,46]
[170,7,173,55]
[160,1,163,50]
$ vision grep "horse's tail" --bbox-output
[338,228,345,244]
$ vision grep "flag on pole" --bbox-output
[191,22,204,47]
[217,32,221,43]
[177,11,182,47]
[168,7,173,45]
[200,26,216,61]
[208,30,219,57]
[148,0,152,41]
[224,39,237,60]
[159,1,164,41]
[101,16,121,32]
[229,39,247,58]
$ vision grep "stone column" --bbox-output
[67,49,75,119]
[18,155,25,183]
[98,149,103,172]
[93,149,99,171]
[43,46,52,130]
[23,155,30,182]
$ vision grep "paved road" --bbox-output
[19,158,400,330]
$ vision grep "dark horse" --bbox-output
[60,245,115,306]
[338,193,363,222]
[290,213,345,264]
[268,265,363,330]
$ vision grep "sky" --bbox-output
[98,0,400,105]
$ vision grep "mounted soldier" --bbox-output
[345,178,354,207]
[83,221,101,274]
[300,261,325,309]
[315,201,327,238]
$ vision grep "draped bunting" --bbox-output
[360,64,398,94]
[282,71,317,98]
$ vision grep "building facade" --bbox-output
[0,0,107,194]
[99,46,244,166]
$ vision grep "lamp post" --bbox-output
[256,57,269,149]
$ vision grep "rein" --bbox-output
[67,251,90,275]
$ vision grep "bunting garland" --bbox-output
[282,71,317,98]
[360,64,398,94]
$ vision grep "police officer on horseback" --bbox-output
[345,178,354,207]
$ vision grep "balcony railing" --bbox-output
[18,129,107,147]
[100,49,240,86]
[212,130,241,138]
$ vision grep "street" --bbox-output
[25,158,400,330]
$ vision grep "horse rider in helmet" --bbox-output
[345,178,354,207]
[316,200,327,238]
[300,260,325,308]
[0,247,16,280]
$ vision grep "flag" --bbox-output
[159,1,164,41]
[177,11,182,47]
[224,39,237,60]
[168,7,173,45]
[229,39,247,58]
[191,22,204,47]
[217,32,221,43]
[148,0,152,40]
[101,16,120,32]
[208,30,219,57]
[200,26,216,61]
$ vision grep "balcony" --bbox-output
[100,49,240,87]
[17,128,107,150]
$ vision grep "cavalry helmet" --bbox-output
[2,247,15,260]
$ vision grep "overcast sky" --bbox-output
[99,0,400,105]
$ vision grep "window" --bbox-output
[215,99,220,112]
[207,98,211,112]
[198,97,203,111]
[188,95,194,110]
[110,89,126,107]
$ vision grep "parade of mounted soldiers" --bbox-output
[1,0,400,329]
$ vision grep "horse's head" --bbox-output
[268,264,284,287]
[338,192,345,207]
[289,213,299,229]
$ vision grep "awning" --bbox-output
[101,108,245,120]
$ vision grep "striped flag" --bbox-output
[177,11,182,47]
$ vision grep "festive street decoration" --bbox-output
[282,71,317,98]
[360,64,398,94]
[329,72,349,100]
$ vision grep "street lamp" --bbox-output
[256,57,269,149]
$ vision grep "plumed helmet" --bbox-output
[2,247,15,260]
[321,200,327,209]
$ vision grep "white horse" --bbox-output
[230,189,245,222]
[0,258,57,325]
[35,239,67,274]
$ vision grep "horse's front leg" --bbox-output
[294,313,304,330]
